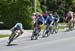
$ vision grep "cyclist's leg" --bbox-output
[9,28,16,40]
[72,20,74,29]
[37,22,42,36]
[67,17,73,30]
[71,20,74,30]
[73,21,75,29]
[14,26,23,39]
[15,33,21,39]
[33,22,38,33]
[55,22,58,28]
[69,20,72,30]
[15,30,23,39]
[38,21,43,32]
[9,33,13,40]
[55,22,58,32]
[67,18,71,31]
[49,24,54,34]
[45,24,49,34]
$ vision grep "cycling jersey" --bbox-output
[37,16,44,23]
[35,16,44,25]
[14,23,23,30]
[45,15,54,25]
[66,11,73,21]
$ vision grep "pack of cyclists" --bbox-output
[31,11,75,37]
[32,12,60,38]
[8,11,75,45]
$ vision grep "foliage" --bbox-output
[40,0,75,22]
[0,34,9,38]
[0,0,33,29]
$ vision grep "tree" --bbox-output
[0,0,33,29]
[40,0,75,22]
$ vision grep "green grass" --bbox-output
[0,34,10,38]
[59,26,66,29]
[41,25,66,30]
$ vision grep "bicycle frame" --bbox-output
[8,30,21,45]
[31,24,40,40]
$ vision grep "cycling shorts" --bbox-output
[54,19,57,22]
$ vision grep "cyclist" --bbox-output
[53,12,60,33]
[66,11,74,31]
[9,21,23,40]
[44,13,54,34]
[31,13,45,40]
[34,14,44,33]
[43,12,49,20]
[32,13,41,27]
[53,12,60,23]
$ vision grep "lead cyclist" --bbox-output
[53,12,60,33]
[9,22,24,40]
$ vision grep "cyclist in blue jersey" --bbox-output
[35,14,45,32]
[45,13,54,27]
[31,14,45,39]
[44,13,54,34]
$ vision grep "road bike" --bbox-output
[42,24,53,37]
[7,30,22,45]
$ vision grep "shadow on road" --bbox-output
[6,44,18,46]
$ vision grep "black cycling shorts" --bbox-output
[46,20,51,25]
[54,19,57,22]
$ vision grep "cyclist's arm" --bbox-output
[42,17,45,24]
[57,15,60,22]
[32,16,36,24]
[45,16,49,24]
[14,23,18,28]
[10,24,17,32]
[50,19,54,26]
[50,16,54,26]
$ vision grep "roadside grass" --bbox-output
[0,34,10,38]
[58,26,66,29]
[41,25,66,30]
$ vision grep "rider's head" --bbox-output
[32,13,36,16]
[54,12,58,15]
[49,13,53,16]
[38,14,43,17]
[48,11,53,16]
[16,20,21,23]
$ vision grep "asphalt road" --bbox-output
[0,30,75,51]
